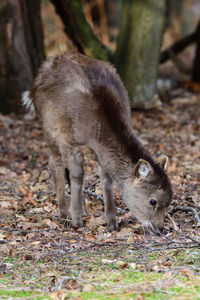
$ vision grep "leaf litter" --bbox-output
[0,92,200,299]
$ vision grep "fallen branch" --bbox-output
[169,205,200,225]
[145,244,199,252]
[83,188,103,202]
[182,234,200,246]
[160,29,197,63]
[54,275,109,291]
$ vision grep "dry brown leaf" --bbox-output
[127,234,134,243]
[0,244,11,256]
[43,219,59,229]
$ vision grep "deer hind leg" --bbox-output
[48,146,68,220]
[98,165,118,232]
[60,146,85,227]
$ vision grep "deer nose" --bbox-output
[158,226,164,233]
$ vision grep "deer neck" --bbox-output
[92,136,135,187]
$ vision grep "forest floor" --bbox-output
[0,90,200,299]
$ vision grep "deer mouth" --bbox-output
[141,220,163,235]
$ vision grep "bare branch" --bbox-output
[169,205,200,225]
[32,167,49,187]
[160,29,197,63]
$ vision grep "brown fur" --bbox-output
[24,53,172,232]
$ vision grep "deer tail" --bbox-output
[21,91,35,113]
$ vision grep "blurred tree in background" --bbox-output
[0,0,200,113]
[52,0,166,106]
[192,21,200,82]
[51,0,112,61]
[114,0,166,106]
[0,0,44,113]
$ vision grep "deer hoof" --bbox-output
[72,216,83,228]
[59,210,69,221]
[108,220,118,232]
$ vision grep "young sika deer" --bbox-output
[22,53,172,233]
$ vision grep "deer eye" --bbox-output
[150,199,157,206]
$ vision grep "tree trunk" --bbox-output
[21,0,45,75]
[0,0,45,114]
[166,0,184,29]
[114,0,166,106]
[192,21,200,82]
[51,0,112,61]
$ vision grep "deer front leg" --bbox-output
[65,166,89,217]
[98,166,118,232]
[61,147,84,227]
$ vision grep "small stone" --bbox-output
[101,259,114,264]
[130,263,136,270]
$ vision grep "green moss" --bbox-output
[148,252,160,260]
[121,269,163,283]
[142,292,170,300]
[3,257,14,263]
[0,290,51,299]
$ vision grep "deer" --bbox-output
[22,53,172,233]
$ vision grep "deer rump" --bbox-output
[22,53,172,233]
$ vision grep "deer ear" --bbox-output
[157,156,168,171]
[135,159,153,180]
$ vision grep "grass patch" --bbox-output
[0,249,199,299]
[0,289,51,299]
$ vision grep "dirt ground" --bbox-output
[0,89,200,299]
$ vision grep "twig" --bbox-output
[181,234,200,246]
[166,213,180,232]
[169,205,200,225]
[54,273,128,291]
[145,244,199,252]
[83,189,103,201]
[32,167,49,186]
